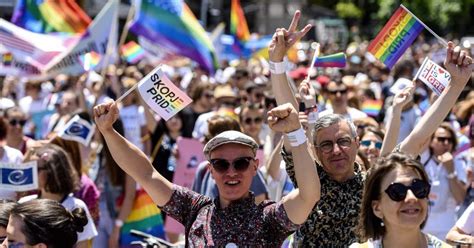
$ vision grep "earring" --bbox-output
[380,220,385,227]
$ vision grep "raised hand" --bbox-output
[93,101,120,133]
[392,82,415,109]
[444,41,474,84]
[267,103,301,133]
[298,78,317,108]
[268,10,312,62]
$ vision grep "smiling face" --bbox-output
[208,143,257,207]
[372,167,428,232]
[240,108,264,141]
[314,121,359,182]
[360,132,383,165]
[430,127,454,156]
[326,81,348,109]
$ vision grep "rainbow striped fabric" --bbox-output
[120,189,165,245]
[230,0,250,42]
[121,41,146,64]
[130,0,218,74]
[11,0,91,34]
[314,52,346,68]
[78,51,101,71]
[361,99,383,117]
[2,53,12,66]
[368,5,424,69]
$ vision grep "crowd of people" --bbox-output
[0,9,473,248]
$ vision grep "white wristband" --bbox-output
[269,60,287,75]
[286,127,307,147]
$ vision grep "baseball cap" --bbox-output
[203,131,259,160]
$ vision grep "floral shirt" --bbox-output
[282,149,365,247]
[160,185,298,247]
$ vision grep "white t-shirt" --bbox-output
[192,111,214,139]
[457,202,474,235]
[119,105,146,150]
[420,149,466,239]
[0,146,24,200]
[319,107,368,121]
[19,194,98,242]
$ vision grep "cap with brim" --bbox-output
[203,131,259,160]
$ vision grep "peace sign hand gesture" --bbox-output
[268,10,312,62]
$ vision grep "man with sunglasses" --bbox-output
[94,101,320,246]
[319,80,367,121]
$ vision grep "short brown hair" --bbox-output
[430,122,458,153]
[357,152,430,241]
[205,115,242,143]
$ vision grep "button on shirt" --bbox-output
[282,149,365,247]
[160,185,298,247]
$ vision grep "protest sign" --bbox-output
[58,115,96,146]
[0,161,38,191]
[415,57,451,96]
[136,66,192,121]
[165,137,205,234]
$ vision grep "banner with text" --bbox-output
[415,57,451,95]
[137,66,192,121]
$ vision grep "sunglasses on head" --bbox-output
[9,119,27,126]
[384,179,430,202]
[328,89,348,95]
[209,156,254,173]
[360,140,383,149]
[244,117,262,125]
[435,137,452,144]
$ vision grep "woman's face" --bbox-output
[430,127,454,156]
[240,108,263,139]
[3,215,35,248]
[359,132,382,164]
[166,116,182,133]
[372,167,429,232]
[6,112,27,137]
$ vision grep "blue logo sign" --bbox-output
[1,168,33,186]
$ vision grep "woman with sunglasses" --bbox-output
[0,116,24,200]
[4,107,35,155]
[359,127,385,169]
[239,103,265,147]
[351,152,450,248]
[419,122,467,239]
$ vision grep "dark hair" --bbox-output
[238,103,264,123]
[0,116,7,140]
[360,126,385,141]
[49,137,83,176]
[25,144,79,194]
[102,118,126,187]
[4,106,26,119]
[10,199,88,248]
[430,122,458,153]
[0,199,16,228]
[190,82,213,102]
[357,152,430,241]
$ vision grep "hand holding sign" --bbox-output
[444,41,474,85]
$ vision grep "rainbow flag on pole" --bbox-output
[368,5,424,69]
[11,0,91,34]
[362,99,383,117]
[314,52,346,68]
[230,0,250,42]
[121,41,146,64]
[130,0,218,74]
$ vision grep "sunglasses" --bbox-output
[244,117,262,125]
[435,137,452,144]
[9,119,27,126]
[328,89,348,95]
[254,93,265,99]
[204,93,214,99]
[316,137,353,153]
[360,140,383,149]
[384,179,431,202]
[209,156,254,173]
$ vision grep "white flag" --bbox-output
[137,66,192,121]
[0,161,38,191]
[58,115,95,146]
[415,57,451,96]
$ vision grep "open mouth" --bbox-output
[400,208,421,215]
[225,180,240,186]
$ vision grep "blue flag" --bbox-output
[58,115,95,146]
[0,161,38,191]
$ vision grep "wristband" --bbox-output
[115,219,124,227]
[269,60,287,75]
[286,127,307,147]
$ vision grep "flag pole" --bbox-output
[115,82,139,103]
[306,43,320,81]
[400,4,448,47]
[118,4,136,58]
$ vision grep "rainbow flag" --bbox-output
[314,52,346,68]
[78,51,101,71]
[368,5,424,69]
[130,0,218,74]
[11,0,91,34]
[2,53,13,66]
[121,41,146,64]
[230,0,250,42]
[119,189,165,245]
[362,99,383,117]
